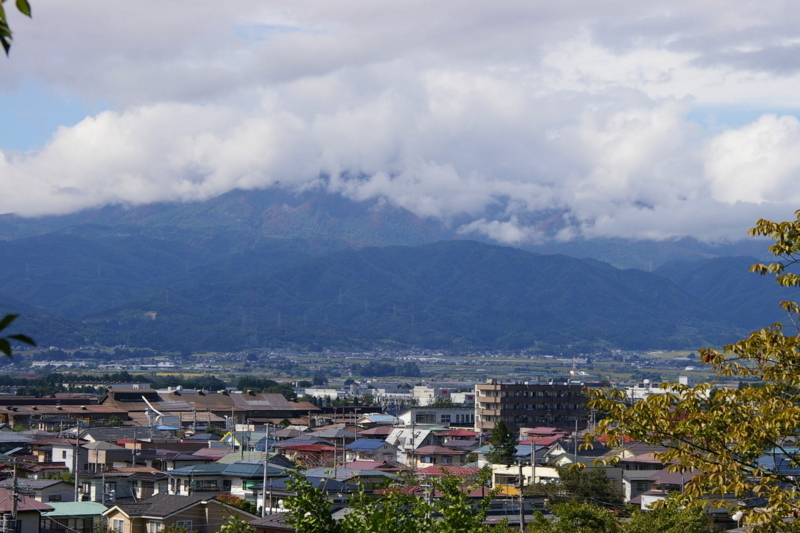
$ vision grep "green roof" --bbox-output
[43,502,109,517]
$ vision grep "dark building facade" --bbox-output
[474,379,586,433]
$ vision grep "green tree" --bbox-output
[219,515,254,533]
[526,466,623,507]
[528,502,619,533]
[623,506,707,533]
[285,471,510,533]
[486,420,517,466]
[586,210,800,533]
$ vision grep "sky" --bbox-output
[1,0,800,243]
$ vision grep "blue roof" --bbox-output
[346,439,395,452]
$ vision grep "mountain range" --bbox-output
[0,188,790,352]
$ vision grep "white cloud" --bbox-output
[3,1,800,241]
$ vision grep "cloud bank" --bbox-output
[2,1,800,242]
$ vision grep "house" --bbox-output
[41,501,109,533]
[0,486,53,533]
[168,462,289,503]
[398,407,475,427]
[0,479,74,503]
[407,446,467,469]
[103,494,259,533]
[345,439,399,462]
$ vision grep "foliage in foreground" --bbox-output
[284,471,512,533]
[586,210,800,533]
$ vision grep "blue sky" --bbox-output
[2,1,800,242]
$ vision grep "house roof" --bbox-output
[346,439,395,452]
[302,467,400,481]
[250,513,293,531]
[434,429,478,437]
[519,436,562,447]
[0,479,67,490]
[646,467,702,486]
[43,502,109,517]
[359,427,393,436]
[0,487,53,512]
[413,446,466,455]
[169,463,228,476]
[110,495,208,518]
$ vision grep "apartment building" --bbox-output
[474,379,586,433]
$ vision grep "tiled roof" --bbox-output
[413,446,466,455]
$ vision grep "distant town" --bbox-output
[0,340,752,532]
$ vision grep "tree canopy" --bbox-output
[486,420,517,466]
[586,210,800,533]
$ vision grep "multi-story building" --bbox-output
[474,379,586,433]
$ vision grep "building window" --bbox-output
[174,521,192,530]
[440,415,451,424]
[112,519,124,533]
[48,494,62,502]
[147,521,163,533]
[62,450,67,459]
[222,479,231,491]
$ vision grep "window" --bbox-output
[48,494,62,502]
[443,456,452,465]
[174,521,192,530]
[147,521,163,533]
[112,519,124,533]
[222,479,231,491]
[440,414,451,424]
[62,450,68,459]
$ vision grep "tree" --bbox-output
[0,0,31,55]
[623,506,707,533]
[486,420,517,466]
[219,515,254,533]
[285,471,512,533]
[586,210,800,533]
[526,466,623,507]
[528,502,619,533]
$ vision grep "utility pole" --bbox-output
[518,460,524,530]
[262,423,270,518]
[73,429,81,501]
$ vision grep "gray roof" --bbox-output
[112,495,207,518]
[0,479,66,490]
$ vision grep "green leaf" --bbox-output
[15,0,30,17]
[0,339,10,357]
[0,314,18,332]
[0,4,7,24]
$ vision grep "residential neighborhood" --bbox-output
[0,376,769,532]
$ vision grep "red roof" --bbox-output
[526,427,562,435]
[281,445,335,452]
[0,487,53,512]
